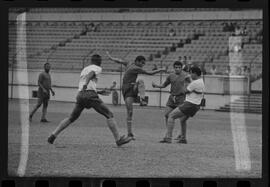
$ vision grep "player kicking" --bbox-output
[47,54,132,146]
[106,51,166,140]
[160,66,205,144]
[152,61,191,143]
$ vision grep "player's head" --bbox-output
[173,61,183,74]
[91,54,102,66]
[135,55,146,67]
[190,66,201,79]
[44,62,51,73]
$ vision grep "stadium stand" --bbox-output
[26,8,230,13]
[9,19,262,76]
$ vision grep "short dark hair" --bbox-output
[44,62,50,67]
[173,61,183,67]
[135,55,146,63]
[190,66,202,76]
[91,54,102,66]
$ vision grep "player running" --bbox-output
[152,61,191,143]
[160,66,205,144]
[106,51,166,140]
[47,54,132,146]
[29,62,55,123]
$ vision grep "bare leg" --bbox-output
[124,97,134,136]
[93,102,121,142]
[167,108,185,139]
[137,79,145,99]
[164,106,174,138]
[180,116,189,139]
[29,98,42,120]
[50,104,83,138]
[41,104,48,120]
[106,118,120,141]
[52,118,72,137]
[93,102,131,146]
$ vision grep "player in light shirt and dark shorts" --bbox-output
[160,66,205,144]
[152,61,191,143]
[47,54,132,147]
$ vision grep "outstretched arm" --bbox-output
[97,89,111,96]
[152,76,170,89]
[141,67,167,75]
[106,51,129,66]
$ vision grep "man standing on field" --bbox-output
[29,62,55,123]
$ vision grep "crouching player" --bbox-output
[160,66,205,144]
[47,54,132,146]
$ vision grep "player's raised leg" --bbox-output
[137,79,147,106]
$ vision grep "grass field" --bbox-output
[8,99,262,178]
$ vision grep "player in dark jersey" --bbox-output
[29,63,55,122]
[152,61,191,143]
[106,51,166,140]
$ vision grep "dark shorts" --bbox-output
[69,90,113,122]
[37,88,50,107]
[178,101,200,117]
[166,94,185,109]
[122,83,138,100]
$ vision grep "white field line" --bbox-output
[15,12,30,177]
[230,112,251,171]
[229,36,251,171]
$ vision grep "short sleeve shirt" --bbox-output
[78,64,102,91]
[38,72,51,91]
[185,78,205,105]
[164,72,190,95]
[122,63,145,85]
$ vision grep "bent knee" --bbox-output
[168,112,178,120]
[106,111,114,119]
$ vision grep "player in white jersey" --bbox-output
[160,66,205,144]
[47,54,132,146]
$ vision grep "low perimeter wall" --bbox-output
[8,69,251,109]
